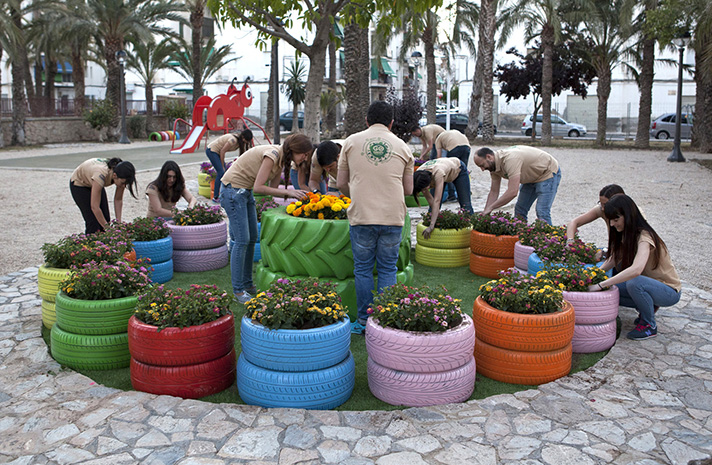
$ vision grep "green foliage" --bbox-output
[245,278,346,330]
[170,36,238,90]
[172,204,223,226]
[161,99,190,122]
[517,220,566,247]
[128,115,146,139]
[387,86,423,141]
[421,209,472,230]
[535,266,607,292]
[479,269,564,314]
[121,217,170,242]
[255,196,279,222]
[535,237,598,265]
[282,58,307,108]
[470,211,524,236]
[83,99,115,130]
[368,284,463,332]
[60,260,152,300]
[41,226,132,269]
[134,284,233,331]
[644,0,692,47]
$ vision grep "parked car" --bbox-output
[521,114,587,137]
[418,113,497,135]
[279,111,304,131]
[649,113,693,140]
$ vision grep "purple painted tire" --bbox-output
[572,320,617,353]
[173,244,228,272]
[365,315,475,373]
[168,220,228,251]
[513,241,534,271]
[367,356,476,407]
[563,287,619,325]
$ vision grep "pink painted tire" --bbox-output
[168,220,228,250]
[367,356,476,407]
[273,185,295,206]
[514,241,534,271]
[365,315,475,373]
[172,244,228,272]
[563,287,619,325]
[159,131,169,141]
[572,320,617,353]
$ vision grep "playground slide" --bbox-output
[170,125,206,154]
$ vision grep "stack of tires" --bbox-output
[133,237,174,284]
[37,265,71,330]
[414,223,471,268]
[198,172,214,199]
[237,317,355,409]
[50,293,135,370]
[564,287,619,353]
[168,220,229,272]
[469,231,518,279]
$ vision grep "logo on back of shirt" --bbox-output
[362,138,392,165]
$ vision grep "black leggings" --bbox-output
[70,181,109,234]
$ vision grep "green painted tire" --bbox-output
[50,326,130,370]
[198,185,212,198]
[42,300,56,329]
[198,172,213,186]
[405,196,420,208]
[38,265,71,302]
[148,132,162,142]
[55,292,138,335]
[254,263,415,321]
[415,243,470,268]
[415,223,471,249]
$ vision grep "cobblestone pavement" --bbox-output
[1,267,711,465]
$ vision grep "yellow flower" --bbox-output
[332,204,342,212]
[286,204,296,214]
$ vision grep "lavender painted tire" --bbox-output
[513,241,534,271]
[367,356,476,407]
[563,287,620,325]
[168,220,228,250]
[572,320,617,353]
[173,245,228,272]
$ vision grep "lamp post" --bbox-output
[272,41,280,144]
[411,51,422,105]
[667,32,691,162]
[115,50,130,144]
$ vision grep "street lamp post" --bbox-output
[667,32,691,162]
[272,41,280,144]
[115,50,130,144]
[411,51,422,105]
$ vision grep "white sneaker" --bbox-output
[234,291,253,304]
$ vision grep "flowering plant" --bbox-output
[535,266,607,292]
[421,209,472,230]
[199,162,216,178]
[245,278,345,330]
[256,195,279,222]
[535,237,598,265]
[285,193,350,220]
[517,220,567,247]
[368,284,463,332]
[121,217,170,242]
[172,203,223,225]
[59,259,152,300]
[41,226,133,269]
[470,211,524,236]
[134,284,233,331]
[479,269,564,314]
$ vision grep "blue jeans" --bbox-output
[350,225,402,324]
[616,276,681,328]
[221,185,258,294]
[206,149,225,200]
[452,160,474,213]
[291,168,326,193]
[515,167,562,224]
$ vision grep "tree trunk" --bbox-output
[71,49,86,117]
[325,39,337,133]
[692,43,712,153]
[540,23,554,145]
[480,0,498,143]
[22,54,35,115]
[11,57,27,146]
[466,3,488,142]
[595,66,611,146]
[634,34,654,148]
[424,26,437,124]
[145,84,154,136]
[292,103,299,133]
[45,58,57,117]
[0,45,3,148]
[104,38,123,141]
[190,1,206,101]
[343,23,369,136]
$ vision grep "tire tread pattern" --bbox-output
[38,266,71,302]
[55,293,138,335]
[415,243,470,268]
[415,223,471,249]
[50,326,130,370]
[572,321,617,353]
[514,241,534,271]
[469,253,515,279]
[173,245,228,272]
[470,231,518,258]
[168,220,228,250]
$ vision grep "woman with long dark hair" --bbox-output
[588,194,681,340]
[69,157,137,234]
[146,160,196,218]
[219,133,312,303]
[567,184,625,240]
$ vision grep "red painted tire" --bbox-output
[472,296,575,352]
[572,321,617,354]
[365,315,475,373]
[415,223,471,249]
[563,287,619,325]
[173,244,229,272]
[130,348,236,399]
[514,241,534,271]
[367,356,476,407]
[168,220,228,250]
[470,231,518,258]
[128,314,235,366]
[474,337,572,385]
[469,253,515,279]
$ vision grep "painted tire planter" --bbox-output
[474,338,572,385]
[198,172,213,186]
[38,265,71,302]
[50,326,130,370]
[236,352,355,410]
[172,244,229,272]
[55,292,138,336]
[367,356,476,407]
[198,185,213,198]
[415,223,471,249]
[41,300,56,329]
[470,231,519,258]
[415,243,469,268]
[133,236,173,284]
[148,132,162,141]
[130,348,236,399]
[127,314,235,366]
[527,252,602,275]
[365,315,475,373]
[469,253,515,279]
[514,241,534,271]
[168,220,227,251]
[254,222,262,262]
[572,320,617,353]
[405,195,419,208]
[273,185,295,206]
[241,317,350,372]
[563,287,619,353]
[149,259,174,284]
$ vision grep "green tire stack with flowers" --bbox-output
[169,204,228,272]
[469,212,523,279]
[198,163,216,198]
[123,217,173,284]
[415,210,472,268]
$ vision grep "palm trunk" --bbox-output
[466,1,489,142]
[0,45,4,148]
[104,39,123,141]
[265,43,276,138]
[692,46,712,153]
[424,27,437,124]
[190,2,205,101]
[480,0,498,143]
[71,49,86,117]
[45,58,57,117]
[540,24,554,145]
[634,35,654,148]
[292,103,299,133]
[343,22,369,136]
[145,84,154,136]
[11,57,27,146]
[325,39,337,133]
[595,67,611,146]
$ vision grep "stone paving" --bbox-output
[1,266,712,465]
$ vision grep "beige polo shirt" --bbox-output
[312,139,344,190]
[493,146,559,184]
[70,158,113,188]
[420,124,444,148]
[639,231,681,292]
[146,184,176,218]
[418,158,462,184]
[339,124,414,226]
[434,130,470,152]
[221,145,283,189]
[207,134,239,154]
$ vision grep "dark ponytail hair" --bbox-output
[599,184,624,199]
[150,160,185,203]
[281,134,314,186]
[112,160,138,199]
[412,170,433,207]
[106,157,123,170]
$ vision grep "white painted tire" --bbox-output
[563,287,619,325]
[173,245,229,272]
[572,320,617,353]
[168,220,228,251]
[513,241,534,271]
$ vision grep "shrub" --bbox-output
[471,211,524,236]
[122,217,170,242]
[368,284,463,332]
[161,99,190,122]
[518,220,567,247]
[285,193,350,220]
[135,284,233,331]
[128,115,146,139]
[479,269,564,314]
[421,209,472,230]
[41,226,132,269]
[83,99,115,130]
[60,259,152,300]
[172,203,223,226]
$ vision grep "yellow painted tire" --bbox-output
[42,300,56,329]
[38,265,71,303]
[198,185,213,198]
[198,172,213,187]
[415,243,470,268]
[415,223,471,249]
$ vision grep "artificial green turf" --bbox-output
[67,260,613,410]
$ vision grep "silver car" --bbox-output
[521,114,587,137]
[649,113,693,140]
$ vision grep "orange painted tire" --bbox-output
[474,338,572,385]
[469,253,514,279]
[472,296,575,352]
[415,223,471,249]
[469,230,518,258]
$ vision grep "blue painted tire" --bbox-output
[236,352,355,410]
[149,259,173,284]
[133,237,173,264]
[253,222,261,262]
[527,252,603,275]
[240,317,350,372]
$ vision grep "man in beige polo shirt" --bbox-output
[338,101,414,334]
[434,129,472,202]
[411,124,444,160]
[474,145,561,224]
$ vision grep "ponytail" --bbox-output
[113,160,138,199]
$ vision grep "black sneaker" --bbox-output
[627,323,657,340]
[634,306,659,325]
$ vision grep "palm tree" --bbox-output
[170,36,238,99]
[5,0,29,145]
[282,58,307,133]
[633,0,659,149]
[27,8,68,116]
[473,0,498,143]
[342,21,369,136]
[125,37,177,135]
[185,0,207,101]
